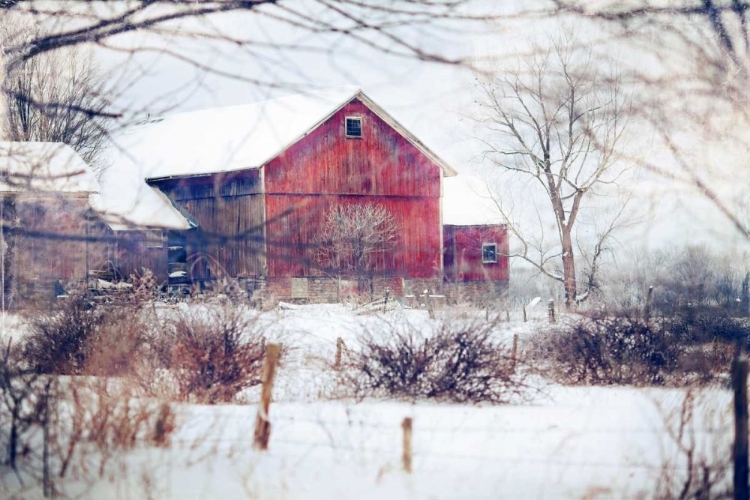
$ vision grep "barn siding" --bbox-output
[443,225,509,282]
[263,99,443,281]
[0,195,115,306]
[265,194,441,279]
[265,99,440,197]
[114,231,169,285]
[151,171,266,280]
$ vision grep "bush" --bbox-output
[532,310,734,386]
[342,317,531,404]
[22,293,106,375]
[670,306,750,344]
[22,294,150,377]
[150,306,267,404]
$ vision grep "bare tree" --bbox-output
[1,20,111,173]
[544,1,750,243]
[474,35,632,308]
[315,203,399,297]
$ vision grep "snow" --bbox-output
[90,180,194,231]
[110,86,361,180]
[0,303,733,498]
[96,86,457,230]
[0,142,98,193]
[526,296,542,309]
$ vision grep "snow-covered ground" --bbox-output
[3,303,736,499]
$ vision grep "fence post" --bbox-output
[644,285,654,322]
[734,355,749,500]
[254,343,282,451]
[334,337,344,370]
[402,417,413,474]
[506,310,510,323]
[511,333,519,370]
[42,385,51,498]
[522,305,527,323]
[384,287,390,313]
[548,299,556,324]
[424,289,434,319]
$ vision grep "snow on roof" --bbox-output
[0,142,98,193]
[442,175,503,226]
[98,86,457,229]
[90,187,194,231]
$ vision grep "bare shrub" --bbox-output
[83,307,151,377]
[130,268,161,306]
[653,390,731,499]
[0,342,53,474]
[21,295,150,377]
[148,306,266,404]
[341,317,532,403]
[52,378,177,481]
[597,245,750,313]
[314,203,399,297]
[532,310,734,386]
[670,307,750,345]
[21,293,105,375]
[0,341,177,497]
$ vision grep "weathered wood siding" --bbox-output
[263,98,442,279]
[114,230,169,284]
[443,224,509,282]
[150,171,265,280]
[2,195,114,304]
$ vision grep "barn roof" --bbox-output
[97,86,457,229]
[0,142,98,193]
[118,86,456,181]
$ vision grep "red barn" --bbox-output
[96,87,508,302]
[443,224,509,302]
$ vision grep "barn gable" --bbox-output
[263,97,445,279]
[263,98,443,197]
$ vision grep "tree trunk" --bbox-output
[561,230,577,310]
[0,197,17,311]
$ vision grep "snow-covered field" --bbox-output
[2,304,735,499]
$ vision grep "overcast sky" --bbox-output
[90,2,750,257]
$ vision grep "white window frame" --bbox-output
[482,242,498,264]
[345,116,363,138]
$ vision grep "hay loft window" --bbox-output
[482,243,498,264]
[345,116,362,138]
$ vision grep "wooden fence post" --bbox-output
[402,417,413,474]
[334,337,344,370]
[734,355,749,500]
[548,299,556,324]
[254,343,282,451]
[424,289,434,319]
[522,305,527,323]
[644,285,654,322]
[506,310,510,323]
[511,333,519,369]
[384,287,390,312]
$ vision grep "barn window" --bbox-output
[345,116,362,138]
[482,243,498,264]
[145,230,164,249]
